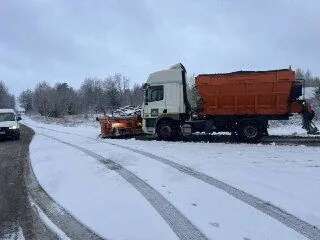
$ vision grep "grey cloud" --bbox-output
[0,0,319,95]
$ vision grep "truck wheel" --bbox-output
[156,122,178,141]
[239,123,261,142]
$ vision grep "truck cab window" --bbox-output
[148,86,164,102]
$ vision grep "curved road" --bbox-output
[0,126,105,240]
[0,125,57,240]
[3,122,319,239]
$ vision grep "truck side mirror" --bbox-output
[17,116,22,121]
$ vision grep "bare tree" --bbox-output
[0,81,15,109]
[186,74,201,111]
[32,82,53,116]
[104,74,122,111]
[296,68,319,87]
[19,89,33,112]
[52,83,80,116]
[79,78,105,113]
[23,72,146,117]
[130,84,144,106]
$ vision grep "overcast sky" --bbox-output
[1,0,319,95]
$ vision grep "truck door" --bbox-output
[143,85,166,131]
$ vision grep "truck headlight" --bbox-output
[9,125,18,130]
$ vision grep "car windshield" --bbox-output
[0,113,15,122]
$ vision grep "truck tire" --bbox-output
[156,122,179,141]
[238,122,262,142]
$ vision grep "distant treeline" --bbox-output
[296,68,320,87]
[18,73,143,117]
[1,68,319,118]
[0,81,15,109]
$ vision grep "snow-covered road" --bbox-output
[24,118,320,240]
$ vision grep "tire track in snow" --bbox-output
[106,141,320,240]
[38,133,209,240]
[31,125,320,240]
[26,153,106,240]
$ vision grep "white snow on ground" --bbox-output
[303,87,316,99]
[269,118,320,136]
[24,117,320,239]
[114,139,320,226]
[29,114,100,128]
[29,133,178,240]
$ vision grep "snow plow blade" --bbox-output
[97,115,143,138]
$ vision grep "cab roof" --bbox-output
[147,63,185,85]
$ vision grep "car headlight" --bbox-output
[9,125,18,130]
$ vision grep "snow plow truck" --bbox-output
[98,63,318,142]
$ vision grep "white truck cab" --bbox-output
[0,109,21,140]
[142,63,190,139]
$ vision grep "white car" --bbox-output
[0,109,21,140]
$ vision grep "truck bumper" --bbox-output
[0,128,20,138]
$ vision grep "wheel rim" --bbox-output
[243,126,258,139]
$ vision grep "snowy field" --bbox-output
[269,119,320,136]
[24,117,320,240]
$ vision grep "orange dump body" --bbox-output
[196,69,296,116]
[99,116,142,138]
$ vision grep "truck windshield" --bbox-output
[0,113,15,122]
[147,86,164,102]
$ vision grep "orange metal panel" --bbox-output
[196,69,295,116]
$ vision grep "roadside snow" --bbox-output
[24,117,318,239]
[269,115,320,136]
[113,138,320,227]
[28,114,100,128]
[29,199,71,240]
[29,133,178,240]
[304,87,316,99]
